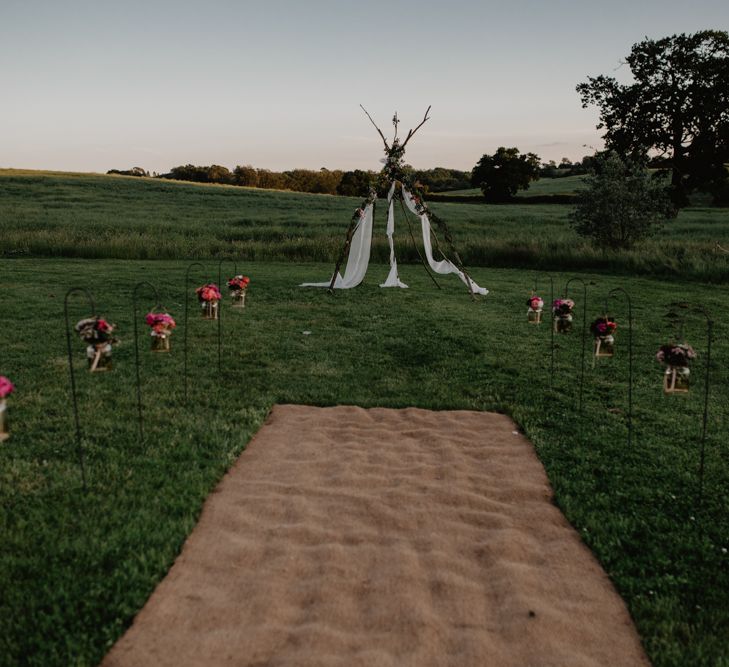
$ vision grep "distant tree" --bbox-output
[471,147,541,202]
[337,169,372,197]
[107,167,148,177]
[577,30,729,207]
[410,167,471,192]
[256,169,289,190]
[569,152,673,249]
[206,165,234,184]
[314,168,343,195]
[233,165,259,187]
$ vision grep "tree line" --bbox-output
[107,164,472,197]
[109,30,728,215]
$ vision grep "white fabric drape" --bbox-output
[301,183,488,296]
[380,182,408,288]
[300,201,375,289]
[401,187,489,296]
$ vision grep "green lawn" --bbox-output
[1,258,727,666]
[2,169,729,282]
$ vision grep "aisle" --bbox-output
[102,404,649,667]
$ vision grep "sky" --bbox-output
[1,0,728,174]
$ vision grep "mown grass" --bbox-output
[2,170,729,282]
[0,259,727,666]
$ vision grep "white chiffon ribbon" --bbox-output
[380,182,408,288]
[401,187,488,296]
[300,200,375,289]
[301,184,488,296]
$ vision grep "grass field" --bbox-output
[2,169,729,282]
[1,172,728,666]
[1,258,727,667]
[446,173,589,197]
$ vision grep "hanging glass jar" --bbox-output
[227,275,250,309]
[145,312,176,353]
[75,318,117,373]
[590,316,617,358]
[196,284,221,320]
[526,294,543,324]
[552,298,575,333]
[656,343,696,394]
[87,343,113,372]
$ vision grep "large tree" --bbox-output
[569,152,673,250]
[471,147,541,202]
[577,30,729,206]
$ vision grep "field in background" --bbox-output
[446,173,589,197]
[2,169,729,281]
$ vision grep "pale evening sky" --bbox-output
[1,0,728,174]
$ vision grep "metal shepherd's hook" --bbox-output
[534,272,555,388]
[183,263,207,403]
[696,305,713,512]
[564,277,588,413]
[132,281,161,445]
[606,287,634,448]
[217,259,238,375]
[63,287,97,491]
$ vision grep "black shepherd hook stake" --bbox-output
[63,287,97,491]
[132,281,161,445]
[217,259,238,375]
[564,277,588,413]
[606,288,634,448]
[534,272,555,388]
[184,262,207,402]
[695,305,713,512]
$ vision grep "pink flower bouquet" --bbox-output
[75,317,118,371]
[0,375,12,441]
[0,376,15,399]
[196,283,221,319]
[227,275,250,293]
[196,284,221,303]
[145,312,176,351]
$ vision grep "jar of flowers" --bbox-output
[590,316,617,358]
[75,317,118,372]
[526,295,544,324]
[145,312,176,352]
[227,275,250,308]
[196,284,221,320]
[552,298,575,333]
[0,375,14,442]
[657,343,696,394]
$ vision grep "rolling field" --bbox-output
[446,173,589,197]
[0,172,728,666]
[2,169,729,281]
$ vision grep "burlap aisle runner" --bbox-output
[103,405,650,667]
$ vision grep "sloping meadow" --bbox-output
[1,170,729,281]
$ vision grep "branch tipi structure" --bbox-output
[301,107,488,297]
